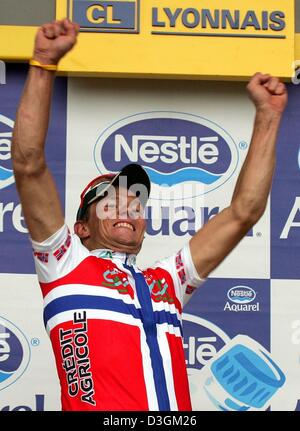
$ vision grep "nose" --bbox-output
[118,205,128,219]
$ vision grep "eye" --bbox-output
[104,202,117,211]
[129,205,144,218]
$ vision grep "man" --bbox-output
[12,19,287,411]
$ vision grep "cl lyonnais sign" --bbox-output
[72,0,286,39]
[0,0,295,79]
[62,0,294,79]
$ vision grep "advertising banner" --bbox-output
[1,65,300,411]
[0,64,67,274]
[0,0,296,79]
[0,65,66,410]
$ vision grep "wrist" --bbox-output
[32,51,59,66]
[29,59,57,72]
[30,52,58,72]
[255,106,283,121]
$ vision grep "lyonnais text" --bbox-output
[152,8,285,34]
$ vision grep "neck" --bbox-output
[81,237,141,255]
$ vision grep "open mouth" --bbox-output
[113,222,135,231]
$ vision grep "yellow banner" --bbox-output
[0,0,296,80]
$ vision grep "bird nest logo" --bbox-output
[0,317,30,390]
[94,111,239,203]
[0,114,15,191]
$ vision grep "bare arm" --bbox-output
[190,73,288,279]
[12,19,79,242]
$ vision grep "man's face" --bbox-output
[83,186,147,254]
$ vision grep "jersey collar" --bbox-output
[90,249,137,266]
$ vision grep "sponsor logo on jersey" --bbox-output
[59,311,96,406]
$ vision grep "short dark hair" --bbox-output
[81,204,91,222]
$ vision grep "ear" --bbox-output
[74,221,90,240]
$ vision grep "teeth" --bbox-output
[115,222,134,231]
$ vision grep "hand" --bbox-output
[247,73,288,115]
[33,18,79,65]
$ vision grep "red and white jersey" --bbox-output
[31,225,204,411]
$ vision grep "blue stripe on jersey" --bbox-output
[43,295,142,327]
[44,294,182,333]
[124,264,171,411]
[153,311,182,336]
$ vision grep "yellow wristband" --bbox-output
[29,59,58,71]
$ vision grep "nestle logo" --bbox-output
[0,317,30,390]
[70,0,140,33]
[182,313,230,371]
[94,112,238,200]
[227,286,256,304]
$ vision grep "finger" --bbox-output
[249,72,271,87]
[52,22,65,38]
[247,73,270,94]
[265,77,280,93]
[274,82,287,95]
[54,20,67,36]
[62,18,79,38]
[42,24,56,39]
[65,18,80,34]
[74,22,80,34]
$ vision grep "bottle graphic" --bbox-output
[204,335,286,411]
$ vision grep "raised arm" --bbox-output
[190,73,288,279]
[12,19,79,242]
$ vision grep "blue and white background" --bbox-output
[0,64,300,410]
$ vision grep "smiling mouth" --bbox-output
[113,222,135,231]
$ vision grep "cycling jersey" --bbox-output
[32,224,204,411]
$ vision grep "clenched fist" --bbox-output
[33,18,79,65]
[247,73,288,115]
